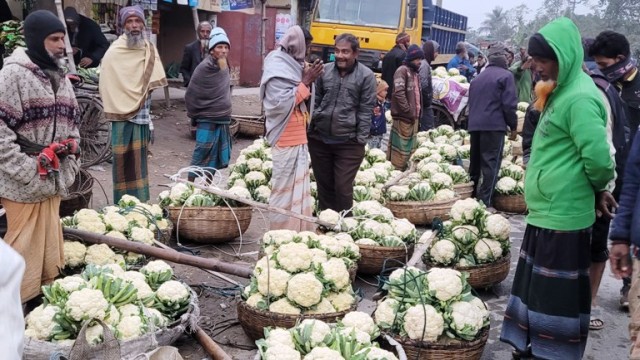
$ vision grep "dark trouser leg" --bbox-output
[469,131,482,198]
[308,137,336,212]
[420,107,435,131]
[332,142,366,212]
[476,131,505,207]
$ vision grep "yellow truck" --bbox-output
[308,0,468,68]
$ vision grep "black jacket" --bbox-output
[381,45,406,99]
[467,64,518,132]
[180,40,206,87]
[69,15,110,68]
[522,105,540,165]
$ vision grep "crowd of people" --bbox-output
[1,5,640,359]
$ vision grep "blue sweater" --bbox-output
[447,55,476,81]
[610,130,640,249]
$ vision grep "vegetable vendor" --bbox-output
[446,42,476,82]
[185,27,233,183]
[63,7,110,68]
[99,6,167,203]
[500,17,615,360]
[260,25,322,231]
[0,10,80,302]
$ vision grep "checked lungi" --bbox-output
[190,119,232,178]
[111,121,150,203]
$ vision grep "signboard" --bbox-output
[221,0,253,11]
[274,12,291,44]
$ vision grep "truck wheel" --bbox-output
[432,104,455,128]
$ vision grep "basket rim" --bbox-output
[388,325,490,350]
[423,250,511,271]
[386,196,461,207]
[493,193,524,199]
[357,243,415,251]
[165,205,252,211]
[453,182,473,188]
[237,297,357,321]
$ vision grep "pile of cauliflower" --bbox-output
[256,315,399,360]
[226,138,274,204]
[24,260,191,345]
[317,201,417,248]
[348,147,401,203]
[243,230,360,315]
[423,198,511,267]
[432,66,470,86]
[495,159,525,196]
[376,266,489,343]
[159,181,253,208]
[61,196,172,268]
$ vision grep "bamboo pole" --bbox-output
[63,228,253,279]
[166,176,335,229]
[193,325,232,360]
[54,0,77,73]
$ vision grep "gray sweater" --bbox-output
[185,56,232,120]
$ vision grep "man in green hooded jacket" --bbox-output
[500,17,615,360]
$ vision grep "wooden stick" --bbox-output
[166,176,334,228]
[193,325,232,360]
[153,240,242,287]
[63,228,252,279]
[383,162,417,191]
[407,230,436,267]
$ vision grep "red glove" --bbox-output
[61,138,80,156]
[37,147,60,180]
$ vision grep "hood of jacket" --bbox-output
[537,17,584,88]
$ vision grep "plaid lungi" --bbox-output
[500,224,592,360]
[190,119,232,177]
[388,118,418,171]
[111,121,150,203]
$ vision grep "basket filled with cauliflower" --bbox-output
[374,266,489,359]
[318,202,417,275]
[254,313,406,360]
[422,198,512,289]
[23,260,198,359]
[227,138,275,204]
[492,160,526,214]
[159,182,253,243]
[238,230,362,341]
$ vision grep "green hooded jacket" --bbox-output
[525,17,615,231]
[509,61,533,103]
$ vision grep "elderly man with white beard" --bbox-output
[99,6,167,204]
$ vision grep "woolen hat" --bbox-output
[209,27,230,50]
[24,10,66,70]
[404,44,425,62]
[528,33,558,61]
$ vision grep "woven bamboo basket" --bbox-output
[237,299,357,341]
[156,219,174,244]
[423,252,511,289]
[386,197,459,226]
[387,326,489,360]
[166,206,253,243]
[236,116,265,137]
[493,193,527,214]
[229,118,240,137]
[60,168,94,217]
[453,182,473,200]
[357,244,414,275]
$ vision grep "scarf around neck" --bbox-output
[601,57,637,83]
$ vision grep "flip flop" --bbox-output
[590,317,605,330]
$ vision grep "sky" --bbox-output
[442,0,592,30]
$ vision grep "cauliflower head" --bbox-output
[391,218,416,243]
[54,276,88,293]
[298,319,332,347]
[130,226,155,245]
[318,209,341,229]
[341,311,378,338]
[63,241,86,268]
[304,347,344,360]
[434,189,456,201]
[257,268,291,298]
[425,268,465,302]
[485,214,511,240]
[263,229,298,247]
[450,198,483,223]
[364,347,399,360]
[304,298,336,315]
[103,211,129,232]
[269,298,301,315]
[326,290,355,311]
[309,248,329,266]
[447,301,484,340]
[25,304,62,340]
[474,238,504,263]
[66,288,109,321]
[320,258,350,291]
[428,239,457,265]
[495,176,518,194]
[373,298,400,329]
[156,280,190,304]
[116,315,146,340]
[264,344,301,360]
[276,242,313,273]
[287,273,324,307]
[84,244,117,266]
[403,304,444,342]
[246,293,267,309]
[265,327,296,349]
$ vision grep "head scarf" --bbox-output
[117,6,145,35]
[278,25,306,62]
[63,7,80,25]
[404,44,424,63]
[601,57,637,82]
[23,10,65,71]
[528,33,557,61]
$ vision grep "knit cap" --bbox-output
[404,44,425,62]
[23,10,65,70]
[209,27,230,50]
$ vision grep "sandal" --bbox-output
[590,317,605,330]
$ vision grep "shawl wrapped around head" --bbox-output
[99,36,168,121]
[260,50,308,146]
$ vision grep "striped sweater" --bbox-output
[0,48,80,203]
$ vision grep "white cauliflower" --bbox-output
[25,304,61,340]
[430,172,454,190]
[254,255,278,276]
[265,328,296,349]
[426,268,464,302]
[417,160,443,178]
[119,194,141,207]
[304,347,344,360]
[496,176,518,194]
[374,298,400,329]
[318,209,341,229]
[299,319,332,347]
[263,229,298,246]
[257,268,291,297]
[156,280,190,304]
[355,169,378,186]
[320,258,350,291]
[103,212,129,233]
[450,198,483,222]
[304,298,336,314]
[118,304,141,318]
[334,232,354,243]
[66,288,109,321]
[84,244,117,266]
[326,290,355,311]
[264,344,301,360]
[340,217,360,232]
[367,148,387,163]
[429,239,457,265]
[231,178,247,188]
[355,238,379,246]
[276,242,313,273]
[287,273,324,307]
[391,219,416,242]
[452,225,479,244]
[403,304,444,342]
[63,241,86,268]
[85,323,104,345]
[434,189,456,201]
[54,276,88,293]
[169,183,192,204]
[121,271,154,300]
[439,144,458,160]
[448,301,484,340]
[124,211,149,228]
[309,248,329,266]
[116,315,146,340]
[246,157,263,171]
[245,171,268,187]
[485,214,511,240]
[130,226,155,245]
[104,305,121,327]
[76,220,107,234]
[74,208,102,223]
[340,327,371,345]
[365,348,399,360]
[144,307,169,327]
[341,311,378,337]
[317,235,345,257]
[99,263,125,277]
[254,185,271,203]
[469,296,490,323]
[228,186,253,201]
[246,293,267,309]
[474,238,504,263]
[269,298,301,315]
